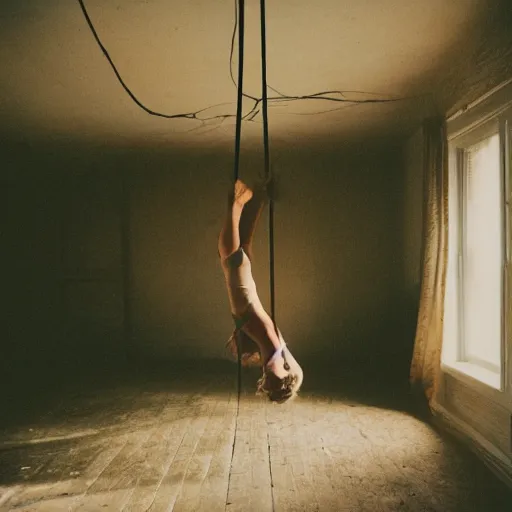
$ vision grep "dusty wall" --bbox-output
[400,128,424,354]
[2,142,403,376]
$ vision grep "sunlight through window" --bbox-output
[461,133,502,373]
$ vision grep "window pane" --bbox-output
[462,133,502,372]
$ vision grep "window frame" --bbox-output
[504,113,512,397]
[443,81,512,396]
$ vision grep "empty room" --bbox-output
[2,0,512,511]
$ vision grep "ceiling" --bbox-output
[0,0,510,151]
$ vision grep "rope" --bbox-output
[233,1,245,183]
[226,2,244,509]
[260,3,277,508]
[232,0,245,393]
[233,0,245,377]
[231,0,277,409]
[259,0,277,331]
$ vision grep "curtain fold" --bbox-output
[410,117,449,407]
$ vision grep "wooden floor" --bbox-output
[1,361,511,511]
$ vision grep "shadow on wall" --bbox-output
[2,136,407,381]
[2,139,235,378]
[126,143,406,366]
[271,147,404,364]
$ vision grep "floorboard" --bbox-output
[1,361,511,511]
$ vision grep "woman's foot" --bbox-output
[233,179,253,206]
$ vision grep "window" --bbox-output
[443,82,512,391]
[460,130,503,374]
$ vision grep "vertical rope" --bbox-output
[226,1,244,509]
[260,3,276,510]
[259,0,276,329]
[233,0,245,183]
[233,0,245,394]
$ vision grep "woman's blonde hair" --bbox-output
[257,371,299,403]
[227,331,303,404]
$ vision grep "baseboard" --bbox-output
[431,400,512,489]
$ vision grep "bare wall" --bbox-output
[401,128,424,348]
[2,145,127,382]
[3,141,404,375]
[125,145,403,365]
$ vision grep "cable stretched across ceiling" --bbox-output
[76,0,410,131]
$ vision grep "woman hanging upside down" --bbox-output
[218,179,303,403]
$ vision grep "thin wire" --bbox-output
[228,0,238,89]
[77,0,409,127]
[229,0,259,106]
[76,0,201,120]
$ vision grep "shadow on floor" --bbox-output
[1,356,511,512]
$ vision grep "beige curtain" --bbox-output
[410,117,449,407]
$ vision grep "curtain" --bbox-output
[410,117,449,407]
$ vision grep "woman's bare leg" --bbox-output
[239,186,267,261]
[218,180,253,260]
[219,180,285,374]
